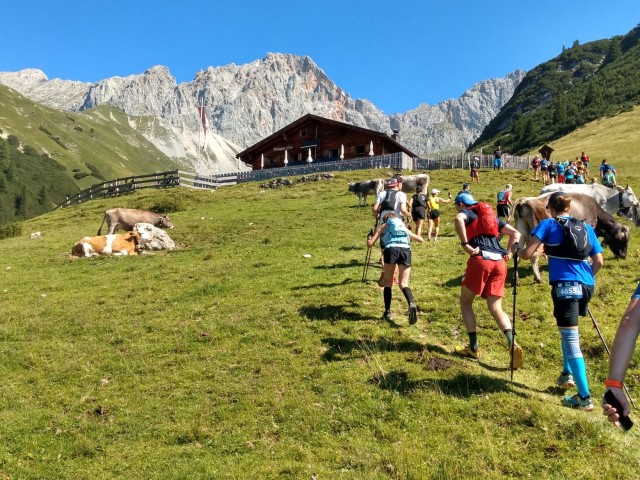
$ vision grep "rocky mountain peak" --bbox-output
[0,54,525,173]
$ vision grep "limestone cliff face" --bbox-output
[0,54,525,173]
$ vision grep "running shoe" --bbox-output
[510,342,524,370]
[454,345,480,359]
[557,373,576,389]
[408,303,418,325]
[562,394,594,411]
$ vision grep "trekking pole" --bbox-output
[587,307,637,409]
[361,228,374,283]
[510,253,518,382]
[362,216,381,283]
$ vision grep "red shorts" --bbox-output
[461,255,506,298]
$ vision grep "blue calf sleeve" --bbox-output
[559,328,590,398]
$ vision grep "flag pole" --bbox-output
[197,100,201,175]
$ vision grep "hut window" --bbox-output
[300,128,308,137]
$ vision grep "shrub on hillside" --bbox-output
[147,198,183,213]
[0,222,22,239]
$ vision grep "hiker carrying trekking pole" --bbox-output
[367,212,423,324]
[510,252,519,382]
[372,177,408,286]
[515,192,604,411]
[451,192,523,367]
[361,223,377,282]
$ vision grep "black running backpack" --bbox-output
[545,218,591,260]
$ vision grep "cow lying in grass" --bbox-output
[72,231,146,257]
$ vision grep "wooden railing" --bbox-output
[56,170,181,209]
[57,152,532,208]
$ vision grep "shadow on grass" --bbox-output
[443,274,463,288]
[338,245,368,252]
[300,304,370,322]
[321,336,424,361]
[293,278,358,290]
[314,259,362,270]
[374,370,529,399]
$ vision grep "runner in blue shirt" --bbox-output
[516,192,604,411]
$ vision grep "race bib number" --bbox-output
[481,250,503,261]
[555,281,583,300]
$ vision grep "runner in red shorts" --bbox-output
[452,192,523,367]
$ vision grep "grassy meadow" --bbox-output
[1,161,639,479]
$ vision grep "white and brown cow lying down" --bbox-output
[513,192,630,283]
[72,232,145,257]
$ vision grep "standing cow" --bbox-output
[540,183,640,226]
[348,179,384,206]
[97,208,174,235]
[513,192,630,283]
[392,174,430,194]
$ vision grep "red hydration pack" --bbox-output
[465,202,499,240]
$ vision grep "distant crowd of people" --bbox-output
[471,148,619,188]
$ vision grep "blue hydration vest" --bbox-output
[381,218,410,249]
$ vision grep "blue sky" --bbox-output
[1,1,639,114]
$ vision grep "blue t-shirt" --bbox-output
[531,216,603,285]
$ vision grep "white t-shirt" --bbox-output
[376,188,407,222]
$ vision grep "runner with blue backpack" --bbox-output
[540,157,550,184]
[515,191,604,411]
[367,212,424,324]
[496,184,513,219]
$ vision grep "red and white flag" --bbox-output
[197,105,208,152]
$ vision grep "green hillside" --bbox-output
[0,136,78,224]
[0,84,178,190]
[471,25,640,154]
[0,165,639,478]
[540,105,640,179]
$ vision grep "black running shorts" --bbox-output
[384,247,412,266]
[551,283,594,327]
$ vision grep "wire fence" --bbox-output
[57,152,531,208]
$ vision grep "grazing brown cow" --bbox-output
[72,232,144,257]
[513,192,630,283]
[97,208,174,235]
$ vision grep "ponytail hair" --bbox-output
[546,191,571,213]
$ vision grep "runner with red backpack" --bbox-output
[452,192,523,368]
